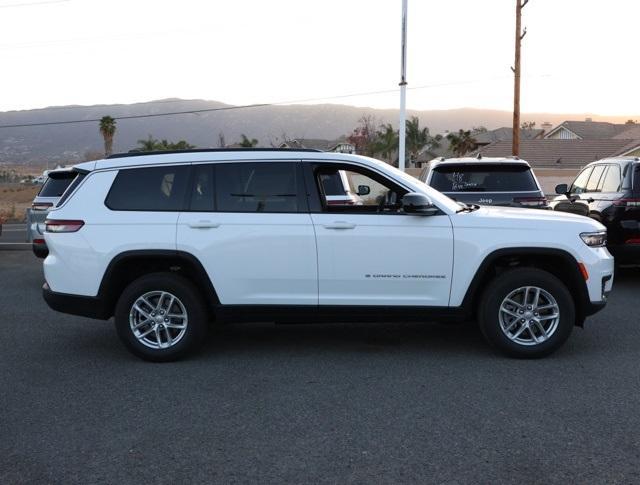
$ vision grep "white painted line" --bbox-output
[2,229,26,232]
[0,243,30,246]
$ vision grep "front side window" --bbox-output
[215,162,302,213]
[570,167,593,194]
[429,164,538,192]
[585,165,606,192]
[105,165,189,211]
[599,165,622,193]
[316,166,405,213]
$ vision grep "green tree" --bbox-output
[238,134,258,147]
[446,129,477,157]
[99,116,117,157]
[405,116,436,166]
[371,123,398,164]
[135,135,195,152]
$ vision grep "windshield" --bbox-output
[430,164,538,192]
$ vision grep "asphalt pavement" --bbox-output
[0,223,28,248]
[1,251,640,484]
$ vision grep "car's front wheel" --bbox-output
[478,268,575,358]
[114,273,208,362]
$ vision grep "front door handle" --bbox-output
[188,221,220,229]
[323,221,356,230]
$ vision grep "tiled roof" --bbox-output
[476,139,639,168]
[613,125,640,139]
[546,121,630,139]
[474,127,544,144]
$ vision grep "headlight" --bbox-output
[580,231,607,247]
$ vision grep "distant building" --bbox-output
[473,127,544,149]
[543,120,633,140]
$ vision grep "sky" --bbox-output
[0,0,639,115]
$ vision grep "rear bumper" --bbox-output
[42,283,111,320]
[32,240,48,258]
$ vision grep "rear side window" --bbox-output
[215,162,303,213]
[38,173,76,197]
[106,165,189,211]
[430,164,538,192]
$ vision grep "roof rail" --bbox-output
[106,147,323,159]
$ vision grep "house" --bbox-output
[473,127,544,148]
[543,120,633,140]
[475,139,640,169]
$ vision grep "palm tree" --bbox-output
[371,123,398,164]
[238,134,258,147]
[135,136,195,152]
[99,116,117,157]
[137,135,158,151]
[446,129,477,157]
[405,117,433,166]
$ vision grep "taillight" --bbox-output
[45,219,84,233]
[613,198,640,207]
[625,238,640,244]
[33,238,45,244]
[514,196,548,207]
[32,202,53,211]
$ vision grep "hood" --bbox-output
[454,205,606,232]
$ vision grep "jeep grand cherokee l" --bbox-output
[42,149,614,361]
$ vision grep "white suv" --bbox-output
[42,149,614,361]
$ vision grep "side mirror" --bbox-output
[357,185,370,196]
[402,192,439,216]
[555,183,568,195]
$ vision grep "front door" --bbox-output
[306,162,454,307]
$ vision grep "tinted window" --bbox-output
[586,165,606,192]
[38,173,75,197]
[430,164,538,192]
[215,162,302,213]
[106,165,189,211]
[570,167,593,194]
[600,166,622,193]
[189,164,215,211]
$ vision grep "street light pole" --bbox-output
[398,0,408,171]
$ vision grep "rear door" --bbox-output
[307,161,453,307]
[177,161,318,306]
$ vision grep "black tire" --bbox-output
[114,273,208,362]
[477,267,575,358]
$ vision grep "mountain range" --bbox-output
[0,98,637,165]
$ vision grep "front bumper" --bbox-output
[42,283,110,320]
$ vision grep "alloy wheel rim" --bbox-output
[129,291,188,350]
[498,286,560,346]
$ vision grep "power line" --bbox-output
[0,0,70,8]
[0,75,527,130]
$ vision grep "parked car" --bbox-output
[42,148,613,361]
[26,168,76,258]
[550,157,640,264]
[420,156,548,209]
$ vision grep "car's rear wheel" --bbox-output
[478,268,575,358]
[114,273,208,362]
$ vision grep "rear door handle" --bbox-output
[188,221,220,229]
[323,221,356,230]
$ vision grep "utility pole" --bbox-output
[512,0,528,156]
[398,0,408,171]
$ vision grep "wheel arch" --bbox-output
[98,250,219,319]
[461,247,590,326]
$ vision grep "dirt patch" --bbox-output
[0,183,39,222]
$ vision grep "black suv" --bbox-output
[550,157,640,264]
[420,157,548,209]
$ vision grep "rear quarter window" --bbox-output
[430,164,538,192]
[105,165,189,211]
[38,173,76,197]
